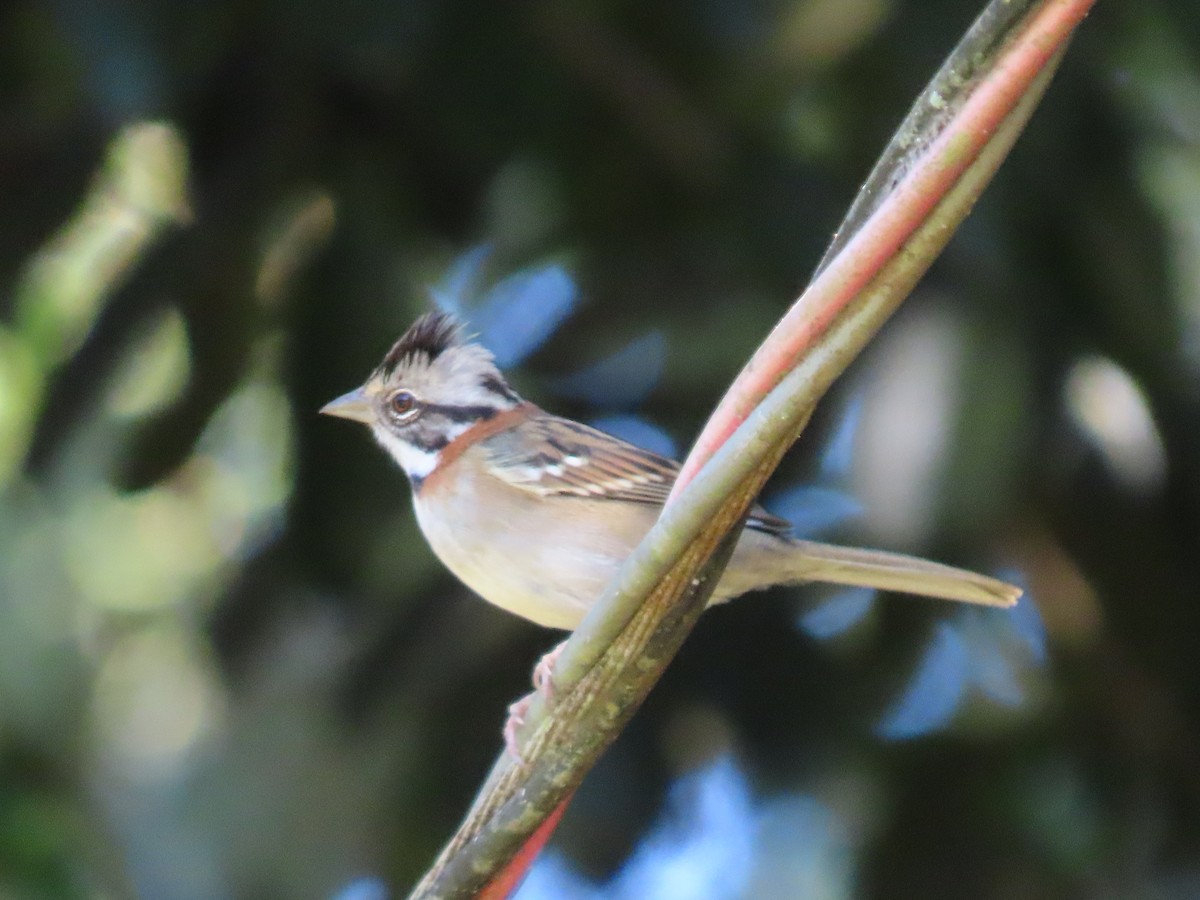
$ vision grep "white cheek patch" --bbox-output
[372,426,439,480]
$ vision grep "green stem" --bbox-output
[407,1,1092,896]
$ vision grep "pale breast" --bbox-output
[412,443,801,628]
[413,451,660,629]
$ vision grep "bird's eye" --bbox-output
[389,391,418,418]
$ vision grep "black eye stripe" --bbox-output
[408,432,450,453]
[421,403,501,423]
[384,396,499,426]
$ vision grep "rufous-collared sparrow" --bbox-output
[321,312,1020,633]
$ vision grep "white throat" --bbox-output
[371,427,437,480]
[370,420,475,481]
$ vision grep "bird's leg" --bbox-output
[503,639,569,764]
[532,639,568,699]
[503,695,531,765]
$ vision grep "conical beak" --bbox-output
[320,387,374,424]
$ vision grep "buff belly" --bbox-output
[411,463,789,630]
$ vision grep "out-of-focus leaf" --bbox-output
[770,398,866,536]
[431,247,579,366]
[331,876,390,900]
[610,756,756,900]
[768,486,864,538]
[549,331,666,407]
[818,395,862,481]
[970,636,1026,707]
[473,264,578,367]
[520,756,854,900]
[1005,581,1047,664]
[430,245,492,314]
[879,599,1048,739]
[515,854,601,900]
[589,415,679,460]
[520,756,757,900]
[877,622,969,741]
[797,587,877,640]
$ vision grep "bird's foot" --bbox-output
[503,640,569,765]
[504,694,532,765]
[532,639,568,700]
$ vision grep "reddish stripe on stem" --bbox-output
[477,795,572,900]
[472,2,1095,897]
[670,0,1096,499]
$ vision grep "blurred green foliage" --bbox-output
[1,0,1199,897]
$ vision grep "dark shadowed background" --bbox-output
[2,1,1198,898]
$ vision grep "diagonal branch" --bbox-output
[673,0,1096,492]
[408,1,1095,897]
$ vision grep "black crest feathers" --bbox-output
[378,312,464,376]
